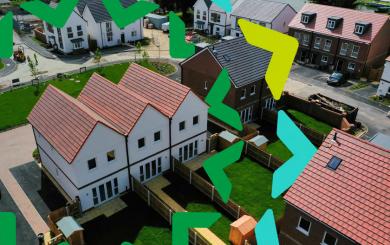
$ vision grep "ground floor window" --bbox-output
[73,41,82,49]
[240,106,253,123]
[179,140,199,163]
[131,31,137,37]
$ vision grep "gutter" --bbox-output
[100,22,104,48]
[125,135,132,190]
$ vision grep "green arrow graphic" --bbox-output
[21,0,79,28]
[0,213,16,245]
[103,0,159,29]
[205,69,243,131]
[239,19,298,100]
[203,141,244,203]
[169,12,195,58]
[172,212,221,245]
[0,12,13,58]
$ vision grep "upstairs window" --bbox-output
[202,11,207,21]
[196,10,200,19]
[327,19,336,29]
[193,115,199,125]
[321,232,337,245]
[240,88,246,100]
[297,217,311,236]
[355,24,364,35]
[302,34,310,46]
[88,158,97,170]
[106,22,113,42]
[314,37,321,49]
[179,121,186,131]
[138,138,145,148]
[47,23,54,33]
[211,13,221,23]
[107,150,115,162]
[323,39,332,51]
[77,25,83,36]
[301,12,316,24]
[339,42,348,55]
[250,85,256,95]
[204,81,208,90]
[154,131,161,142]
[351,45,360,58]
[301,15,310,24]
[67,27,73,38]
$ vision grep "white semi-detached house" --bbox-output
[28,63,208,211]
[43,0,143,54]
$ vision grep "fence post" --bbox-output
[245,142,248,155]
[268,154,272,168]
[237,205,241,219]
[148,190,150,206]
[211,186,215,201]
[194,231,197,245]
[207,138,210,153]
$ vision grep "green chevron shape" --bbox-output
[203,141,244,203]
[103,0,159,29]
[205,69,243,131]
[169,12,195,58]
[0,12,13,58]
[21,0,79,28]
[0,213,15,245]
[172,212,221,245]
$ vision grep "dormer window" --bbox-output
[301,12,316,24]
[326,16,343,30]
[354,21,371,35]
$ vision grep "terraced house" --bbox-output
[289,3,390,78]
[28,64,208,211]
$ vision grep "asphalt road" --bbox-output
[0,180,37,245]
[287,64,390,139]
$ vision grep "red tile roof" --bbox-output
[288,3,390,44]
[119,63,191,117]
[78,73,151,135]
[284,129,390,245]
[28,85,117,163]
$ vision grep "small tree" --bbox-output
[142,49,149,63]
[27,53,39,79]
[135,41,142,61]
[94,48,102,69]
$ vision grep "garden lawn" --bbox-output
[0,61,175,131]
[226,158,286,220]
[287,109,333,135]
[0,60,4,70]
[266,140,292,162]
[133,226,171,245]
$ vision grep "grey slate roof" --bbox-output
[207,37,272,87]
[77,0,137,23]
[232,0,291,23]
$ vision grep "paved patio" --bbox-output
[185,151,216,171]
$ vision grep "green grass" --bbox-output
[371,95,390,106]
[133,226,172,245]
[0,61,174,131]
[349,82,369,90]
[0,60,4,70]
[287,109,333,135]
[226,158,286,220]
[185,203,232,243]
[266,140,293,162]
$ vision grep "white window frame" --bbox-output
[250,85,256,95]
[73,41,82,49]
[240,88,246,100]
[323,39,332,51]
[301,15,309,24]
[296,216,311,236]
[347,62,355,71]
[314,37,321,49]
[339,42,348,55]
[321,231,338,245]
[202,11,207,21]
[354,24,364,35]
[196,10,200,19]
[351,45,359,58]
[204,81,208,90]
[131,31,137,37]
[321,55,328,63]
[327,19,336,29]
[106,22,113,42]
[302,34,310,46]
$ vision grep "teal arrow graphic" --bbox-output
[255,209,279,245]
[0,12,13,58]
[212,0,232,13]
[205,69,243,131]
[172,212,221,245]
[203,141,244,203]
[21,0,79,28]
[103,0,159,29]
[272,110,317,198]
[169,12,195,58]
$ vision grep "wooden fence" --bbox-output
[245,142,284,171]
[131,176,211,245]
[261,108,326,147]
[172,159,249,220]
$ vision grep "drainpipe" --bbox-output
[258,79,265,121]
[125,135,131,190]
[100,22,104,48]
[169,118,173,166]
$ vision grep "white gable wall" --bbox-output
[193,0,209,31]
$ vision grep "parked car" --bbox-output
[327,72,345,86]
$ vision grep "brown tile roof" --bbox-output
[284,129,390,245]
[288,3,390,44]
[78,73,151,135]
[119,63,191,117]
[28,85,117,163]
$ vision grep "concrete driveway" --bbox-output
[287,65,390,139]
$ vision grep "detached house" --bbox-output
[230,0,296,37]
[44,0,143,54]
[289,3,390,78]
[28,64,208,211]
[280,129,390,245]
[376,56,390,97]
[181,37,273,125]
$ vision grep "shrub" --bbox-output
[33,148,41,162]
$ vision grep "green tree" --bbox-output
[135,41,142,61]
[94,48,102,69]
[27,53,39,79]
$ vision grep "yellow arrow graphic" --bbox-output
[238,19,298,100]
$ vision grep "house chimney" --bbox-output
[332,132,338,142]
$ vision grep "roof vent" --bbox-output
[332,132,338,142]
[327,156,342,170]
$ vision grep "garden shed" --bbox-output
[56,216,84,245]
[145,14,168,29]
[248,135,268,150]
[218,130,239,150]
[229,215,257,245]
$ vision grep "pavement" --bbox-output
[0,59,17,78]
[287,64,390,139]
